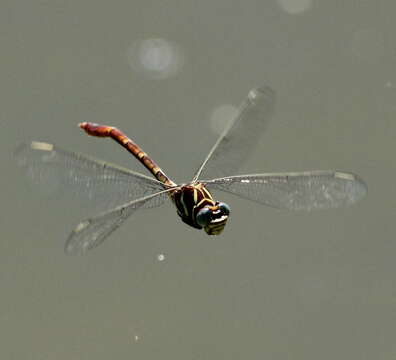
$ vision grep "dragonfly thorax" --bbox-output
[171,183,230,235]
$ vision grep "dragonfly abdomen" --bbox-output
[79,122,175,187]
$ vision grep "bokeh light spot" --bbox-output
[127,38,184,79]
[157,253,165,261]
[277,0,312,14]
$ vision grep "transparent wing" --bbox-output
[193,86,275,182]
[14,141,167,212]
[65,188,174,255]
[205,171,367,210]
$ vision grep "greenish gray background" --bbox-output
[2,0,395,358]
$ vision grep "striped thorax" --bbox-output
[171,183,230,235]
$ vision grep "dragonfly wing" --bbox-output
[193,86,275,182]
[64,189,173,255]
[205,171,367,210]
[14,141,167,212]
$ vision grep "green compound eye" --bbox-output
[196,207,212,227]
[218,202,230,216]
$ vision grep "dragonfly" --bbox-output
[15,86,367,255]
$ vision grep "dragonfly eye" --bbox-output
[218,202,230,216]
[196,207,212,227]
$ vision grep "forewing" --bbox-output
[205,171,367,210]
[64,189,172,255]
[14,141,167,212]
[193,86,275,181]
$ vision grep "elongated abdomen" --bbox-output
[79,122,175,187]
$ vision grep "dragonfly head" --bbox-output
[196,202,230,235]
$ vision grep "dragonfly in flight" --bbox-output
[15,86,367,255]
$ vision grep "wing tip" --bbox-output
[13,141,54,166]
[334,171,368,200]
[248,86,275,103]
[64,238,88,256]
[64,221,91,256]
[30,141,54,151]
